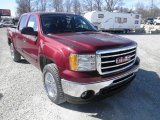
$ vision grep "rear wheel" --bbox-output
[123,30,129,34]
[10,43,21,62]
[43,63,66,104]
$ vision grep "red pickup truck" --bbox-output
[7,12,140,104]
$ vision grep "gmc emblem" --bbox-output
[116,56,131,64]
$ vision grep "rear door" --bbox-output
[22,15,39,66]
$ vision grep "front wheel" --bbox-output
[43,63,66,104]
[10,43,21,62]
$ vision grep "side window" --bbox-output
[27,15,38,31]
[135,20,139,24]
[135,15,139,19]
[98,14,104,18]
[75,18,89,29]
[123,18,127,23]
[115,17,121,23]
[115,17,127,23]
[18,15,28,31]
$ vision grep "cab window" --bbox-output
[27,15,38,31]
[18,15,28,31]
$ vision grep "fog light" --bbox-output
[81,91,88,98]
[81,90,95,99]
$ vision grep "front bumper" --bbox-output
[61,59,139,99]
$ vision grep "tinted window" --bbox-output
[40,14,97,34]
[135,20,139,24]
[123,18,127,23]
[115,17,121,23]
[19,15,28,31]
[98,14,104,18]
[27,15,38,31]
[148,18,153,20]
[135,15,139,19]
[115,17,127,23]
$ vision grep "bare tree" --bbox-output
[105,0,123,12]
[16,0,32,16]
[52,0,64,12]
[93,0,103,11]
[39,0,47,11]
[135,2,160,19]
[135,2,148,19]
[72,0,81,14]
[34,0,39,11]
[64,0,72,12]
[34,0,47,11]
[83,0,93,11]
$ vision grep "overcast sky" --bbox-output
[0,0,160,17]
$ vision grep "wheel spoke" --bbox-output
[45,72,57,100]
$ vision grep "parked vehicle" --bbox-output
[145,17,154,25]
[154,17,160,25]
[84,11,141,33]
[0,21,14,27]
[7,12,140,104]
[0,22,3,27]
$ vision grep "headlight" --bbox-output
[69,54,96,71]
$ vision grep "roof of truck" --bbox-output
[22,12,76,16]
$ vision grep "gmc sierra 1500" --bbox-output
[7,12,140,104]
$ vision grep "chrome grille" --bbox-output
[96,45,137,75]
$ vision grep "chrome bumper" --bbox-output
[61,65,139,98]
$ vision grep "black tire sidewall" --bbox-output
[10,43,21,62]
[10,43,15,60]
[43,64,65,104]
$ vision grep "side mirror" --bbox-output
[21,27,38,36]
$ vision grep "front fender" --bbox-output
[38,42,67,69]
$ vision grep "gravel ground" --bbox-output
[0,28,160,120]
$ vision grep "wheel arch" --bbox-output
[38,42,67,72]
[8,38,12,45]
[39,56,54,71]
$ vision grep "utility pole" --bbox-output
[150,0,153,17]
[151,0,153,9]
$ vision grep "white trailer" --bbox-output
[84,11,141,33]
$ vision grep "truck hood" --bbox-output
[48,32,136,52]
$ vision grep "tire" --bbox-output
[10,43,21,62]
[43,63,66,104]
[123,30,128,34]
[154,22,157,25]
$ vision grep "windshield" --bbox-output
[40,14,97,34]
